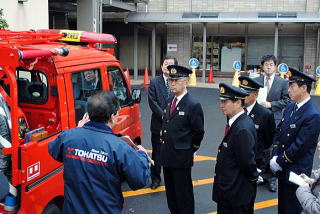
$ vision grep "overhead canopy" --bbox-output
[125,12,320,23]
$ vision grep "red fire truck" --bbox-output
[0,30,142,213]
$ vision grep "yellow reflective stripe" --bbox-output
[284,151,293,162]
[59,30,83,42]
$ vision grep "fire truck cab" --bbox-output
[0,30,142,214]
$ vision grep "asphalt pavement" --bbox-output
[121,85,320,214]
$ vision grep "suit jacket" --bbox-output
[148,76,171,134]
[272,100,320,182]
[248,102,275,160]
[212,113,258,207]
[255,75,290,124]
[160,93,204,168]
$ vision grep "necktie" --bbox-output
[265,77,271,93]
[170,97,178,114]
[244,107,248,114]
[166,79,170,98]
[290,104,298,117]
[224,122,230,137]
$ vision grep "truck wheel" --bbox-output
[42,203,61,214]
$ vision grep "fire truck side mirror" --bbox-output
[131,89,141,104]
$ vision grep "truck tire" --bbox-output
[42,203,61,214]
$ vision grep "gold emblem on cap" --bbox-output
[171,68,177,74]
[220,87,225,94]
[287,71,292,78]
[242,80,248,86]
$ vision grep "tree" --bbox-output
[0,8,8,29]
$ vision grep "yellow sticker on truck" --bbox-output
[59,30,84,42]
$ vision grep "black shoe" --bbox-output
[268,182,277,192]
[150,182,160,190]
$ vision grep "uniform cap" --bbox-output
[167,65,192,79]
[239,76,264,92]
[219,83,249,100]
[288,67,316,84]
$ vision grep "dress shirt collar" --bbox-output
[174,90,188,106]
[296,96,311,110]
[264,73,275,87]
[246,101,256,115]
[228,110,245,127]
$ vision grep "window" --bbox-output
[107,66,129,107]
[71,69,102,123]
[17,69,48,104]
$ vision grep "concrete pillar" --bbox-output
[152,24,156,78]
[245,24,248,70]
[274,23,279,58]
[134,24,138,80]
[202,23,207,83]
[77,0,101,32]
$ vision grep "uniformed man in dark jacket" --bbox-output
[239,76,276,182]
[270,68,320,214]
[49,91,150,214]
[212,83,258,214]
[160,65,204,214]
[148,56,177,189]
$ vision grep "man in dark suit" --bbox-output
[160,65,204,214]
[270,68,320,214]
[83,69,101,90]
[239,76,276,187]
[255,55,290,192]
[212,83,258,214]
[148,56,178,189]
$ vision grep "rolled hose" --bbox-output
[0,114,11,182]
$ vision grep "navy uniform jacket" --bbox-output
[249,102,275,160]
[212,113,258,207]
[272,100,320,181]
[49,121,150,214]
[160,93,204,168]
[148,76,171,134]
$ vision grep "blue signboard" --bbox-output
[189,58,199,69]
[278,63,289,74]
[232,61,241,71]
[316,66,320,76]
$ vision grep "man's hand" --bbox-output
[300,174,315,186]
[261,101,271,108]
[270,156,282,173]
[77,113,90,127]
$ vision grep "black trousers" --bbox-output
[217,204,250,214]
[278,179,302,214]
[151,133,162,184]
[163,167,194,214]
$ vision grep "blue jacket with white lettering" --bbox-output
[48,121,150,214]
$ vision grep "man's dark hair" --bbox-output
[87,91,120,123]
[293,82,312,94]
[161,56,178,66]
[231,99,245,106]
[261,55,278,66]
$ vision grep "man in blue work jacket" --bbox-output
[270,68,320,214]
[49,91,150,214]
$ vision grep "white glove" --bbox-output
[270,156,282,173]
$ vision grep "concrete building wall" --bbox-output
[304,24,318,73]
[167,24,191,67]
[119,35,162,71]
[147,0,320,12]
[0,0,48,30]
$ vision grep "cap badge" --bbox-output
[171,68,177,74]
[220,87,225,94]
[287,71,292,78]
[242,80,248,86]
